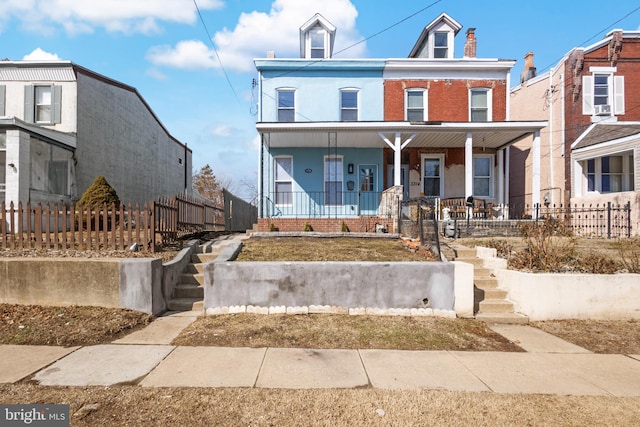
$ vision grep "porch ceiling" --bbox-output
[257,121,548,150]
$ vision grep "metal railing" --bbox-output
[261,190,383,218]
[399,197,441,259]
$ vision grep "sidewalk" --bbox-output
[1,315,639,396]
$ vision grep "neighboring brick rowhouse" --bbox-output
[384,79,507,121]
[562,37,640,204]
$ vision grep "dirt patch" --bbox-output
[1,384,638,426]
[0,248,180,263]
[532,319,640,354]
[236,237,437,261]
[172,314,523,352]
[0,304,151,347]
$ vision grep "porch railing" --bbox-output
[262,191,383,218]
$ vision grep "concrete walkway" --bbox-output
[2,319,640,396]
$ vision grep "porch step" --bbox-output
[167,298,204,312]
[475,312,530,324]
[173,284,204,299]
[192,253,219,263]
[451,244,529,324]
[180,273,205,286]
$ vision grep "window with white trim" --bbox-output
[421,154,444,197]
[585,154,634,193]
[406,89,427,121]
[324,156,343,205]
[277,89,295,122]
[340,90,358,122]
[433,32,448,58]
[308,26,327,59]
[24,84,62,124]
[473,155,493,198]
[274,156,293,205]
[582,68,624,117]
[470,88,491,122]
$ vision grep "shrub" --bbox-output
[269,223,278,232]
[614,237,640,273]
[303,222,313,232]
[76,176,121,230]
[511,217,577,272]
[341,221,350,232]
[576,252,620,274]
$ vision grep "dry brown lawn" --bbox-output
[1,385,639,426]
[172,314,523,351]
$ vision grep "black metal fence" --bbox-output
[398,197,441,258]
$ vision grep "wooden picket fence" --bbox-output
[1,194,225,252]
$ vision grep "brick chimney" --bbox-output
[464,28,476,58]
[520,51,537,83]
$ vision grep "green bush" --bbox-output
[303,222,313,232]
[341,221,350,232]
[76,176,120,230]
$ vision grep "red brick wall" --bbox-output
[384,79,507,122]
[257,217,395,233]
[563,37,640,203]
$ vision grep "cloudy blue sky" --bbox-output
[1,0,639,200]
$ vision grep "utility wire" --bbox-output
[537,5,640,75]
[192,0,242,105]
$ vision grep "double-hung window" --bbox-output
[274,156,293,205]
[309,27,327,59]
[582,68,624,117]
[340,90,358,122]
[470,88,491,122]
[406,89,426,122]
[324,156,343,205]
[277,89,295,122]
[433,32,448,58]
[473,155,493,198]
[24,84,62,124]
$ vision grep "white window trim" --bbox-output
[582,67,624,118]
[472,154,494,199]
[306,26,329,59]
[420,153,445,197]
[469,88,492,122]
[405,88,428,121]
[340,88,359,122]
[276,88,296,122]
[583,154,632,194]
[274,155,293,206]
[324,155,344,206]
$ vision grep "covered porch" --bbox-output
[257,121,547,232]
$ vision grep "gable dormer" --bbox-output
[299,13,336,59]
[409,13,462,59]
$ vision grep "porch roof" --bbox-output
[572,122,640,151]
[0,117,77,149]
[256,120,547,150]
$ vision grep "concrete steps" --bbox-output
[167,246,224,312]
[451,245,528,324]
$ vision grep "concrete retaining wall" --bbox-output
[497,269,640,320]
[1,258,122,308]
[204,259,474,316]
[0,243,200,316]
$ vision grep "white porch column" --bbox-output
[497,148,504,205]
[465,132,473,199]
[505,146,510,206]
[379,132,415,187]
[531,130,541,207]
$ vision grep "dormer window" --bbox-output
[299,13,336,59]
[433,32,448,58]
[309,27,327,59]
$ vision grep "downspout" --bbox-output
[184,143,188,192]
[505,71,511,121]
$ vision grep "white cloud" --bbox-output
[23,48,61,61]
[0,0,224,36]
[146,67,168,80]
[211,125,234,137]
[147,40,218,70]
[148,0,365,72]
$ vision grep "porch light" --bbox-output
[348,163,354,174]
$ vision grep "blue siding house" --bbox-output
[255,13,546,232]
